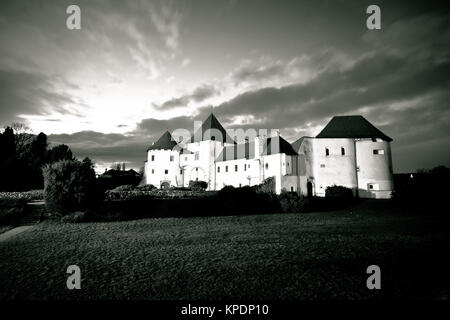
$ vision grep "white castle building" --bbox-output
[144,113,394,198]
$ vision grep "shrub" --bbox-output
[253,177,276,194]
[188,180,208,191]
[0,199,26,226]
[278,190,306,213]
[60,211,85,223]
[325,185,353,199]
[135,184,156,191]
[0,190,44,201]
[111,184,135,192]
[42,159,99,215]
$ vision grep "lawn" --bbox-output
[0,200,448,300]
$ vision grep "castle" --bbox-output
[144,114,394,198]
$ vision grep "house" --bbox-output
[144,113,394,198]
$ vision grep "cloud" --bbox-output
[0,69,86,125]
[154,84,219,109]
[48,131,150,172]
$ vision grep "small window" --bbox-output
[195,152,199,160]
[265,163,269,169]
[151,155,155,161]
[151,169,154,174]
[341,147,345,156]
[164,169,168,174]
[373,149,385,155]
[196,168,198,172]
[287,162,290,167]
[225,166,228,172]
[368,183,379,190]
[325,148,329,156]
[320,164,325,168]
[185,156,187,161]
[170,155,174,161]
[235,165,238,172]
[248,164,250,168]
[244,164,247,171]
[211,136,216,141]
[217,167,220,173]
[180,169,182,174]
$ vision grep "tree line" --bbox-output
[0,123,75,191]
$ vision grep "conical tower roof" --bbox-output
[147,131,178,151]
[316,115,392,141]
[191,113,235,143]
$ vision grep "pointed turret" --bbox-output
[147,131,178,151]
[191,113,235,143]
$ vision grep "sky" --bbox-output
[0,0,449,173]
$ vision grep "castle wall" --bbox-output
[310,138,358,197]
[355,139,394,198]
[146,149,182,188]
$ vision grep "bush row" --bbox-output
[0,190,44,201]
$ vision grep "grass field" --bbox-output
[0,200,448,300]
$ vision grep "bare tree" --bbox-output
[7,122,34,158]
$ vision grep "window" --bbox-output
[151,169,154,174]
[290,186,294,192]
[341,147,345,156]
[151,155,155,161]
[368,183,379,190]
[180,169,182,174]
[170,155,174,161]
[265,163,268,169]
[325,148,330,156]
[195,152,199,160]
[235,165,238,172]
[164,169,168,174]
[244,164,246,171]
[248,164,250,168]
[185,157,187,161]
[217,167,220,173]
[225,166,228,172]
[373,149,385,155]
[320,164,325,168]
[196,168,198,172]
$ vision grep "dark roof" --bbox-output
[101,169,140,178]
[264,136,298,156]
[291,136,312,153]
[191,113,235,143]
[216,135,297,162]
[316,115,393,141]
[147,131,178,151]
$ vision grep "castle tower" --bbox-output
[146,131,182,188]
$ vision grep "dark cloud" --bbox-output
[0,69,85,125]
[48,131,150,171]
[154,84,218,109]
